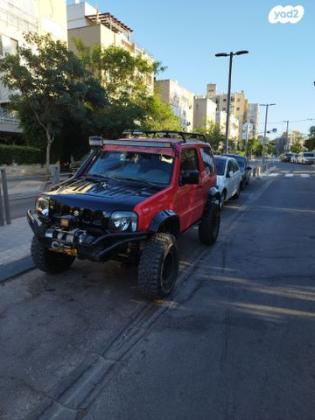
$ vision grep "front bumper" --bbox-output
[27,210,148,262]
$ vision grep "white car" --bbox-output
[214,156,242,207]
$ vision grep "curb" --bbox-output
[0,255,34,284]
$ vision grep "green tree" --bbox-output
[142,93,182,131]
[196,122,225,152]
[305,126,315,151]
[291,140,303,153]
[73,40,180,137]
[0,32,107,170]
[247,138,263,157]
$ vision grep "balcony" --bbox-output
[0,115,22,133]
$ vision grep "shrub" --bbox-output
[0,144,41,165]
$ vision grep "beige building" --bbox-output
[216,110,239,142]
[67,1,154,93]
[246,103,259,138]
[207,83,248,140]
[0,0,68,135]
[155,79,194,130]
[193,96,216,131]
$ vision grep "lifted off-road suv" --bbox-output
[27,131,221,299]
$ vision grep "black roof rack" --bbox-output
[122,130,206,142]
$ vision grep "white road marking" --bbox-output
[300,174,310,178]
[269,173,279,177]
[285,173,294,177]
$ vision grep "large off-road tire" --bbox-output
[220,190,227,209]
[138,233,179,300]
[198,204,220,246]
[31,236,75,274]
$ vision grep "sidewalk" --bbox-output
[7,178,48,199]
[0,216,34,282]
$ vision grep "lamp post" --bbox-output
[215,50,249,153]
[260,103,276,162]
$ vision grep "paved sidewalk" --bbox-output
[7,178,48,199]
[0,216,33,282]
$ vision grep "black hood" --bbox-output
[46,177,162,213]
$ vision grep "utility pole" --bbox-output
[215,50,249,153]
[260,103,276,163]
[284,120,290,151]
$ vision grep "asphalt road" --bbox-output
[0,162,314,420]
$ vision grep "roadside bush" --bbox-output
[0,144,41,165]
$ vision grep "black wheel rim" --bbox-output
[161,247,177,293]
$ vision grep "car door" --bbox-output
[199,146,216,192]
[225,160,235,199]
[173,147,204,231]
[232,160,242,190]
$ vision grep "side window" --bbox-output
[232,160,239,172]
[227,161,233,174]
[180,148,199,172]
[200,147,215,175]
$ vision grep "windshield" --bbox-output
[214,158,226,176]
[87,151,174,186]
[304,153,314,157]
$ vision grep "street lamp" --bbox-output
[260,103,276,162]
[215,50,249,153]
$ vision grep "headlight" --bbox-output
[110,211,137,232]
[36,196,49,216]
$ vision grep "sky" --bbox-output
[74,0,315,138]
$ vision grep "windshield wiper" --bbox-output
[83,174,110,182]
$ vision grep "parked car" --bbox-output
[27,130,221,300]
[214,156,242,208]
[301,152,315,165]
[223,154,251,189]
[280,152,294,162]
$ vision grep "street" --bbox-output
[0,162,314,420]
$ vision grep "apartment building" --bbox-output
[246,103,259,138]
[155,79,194,130]
[207,83,248,140]
[67,1,154,93]
[216,110,239,141]
[0,0,68,136]
[193,96,216,131]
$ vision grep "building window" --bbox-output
[231,97,235,102]
[0,35,18,57]
[223,98,227,102]
[223,108,226,111]
[236,107,240,111]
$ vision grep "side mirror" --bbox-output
[226,171,233,178]
[181,170,200,185]
[246,166,252,171]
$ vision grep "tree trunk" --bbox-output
[45,129,54,174]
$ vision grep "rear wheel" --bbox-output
[31,236,75,274]
[198,204,220,246]
[138,233,179,300]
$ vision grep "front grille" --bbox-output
[50,201,108,229]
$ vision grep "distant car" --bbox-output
[280,152,294,162]
[214,156,242,208]
[223,154,251,189]
[302,152,315,165]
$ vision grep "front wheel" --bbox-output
[138,233,179,300]
[31,236,75,274]
[198,204,220,246]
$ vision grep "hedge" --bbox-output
[0,144,42,165]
